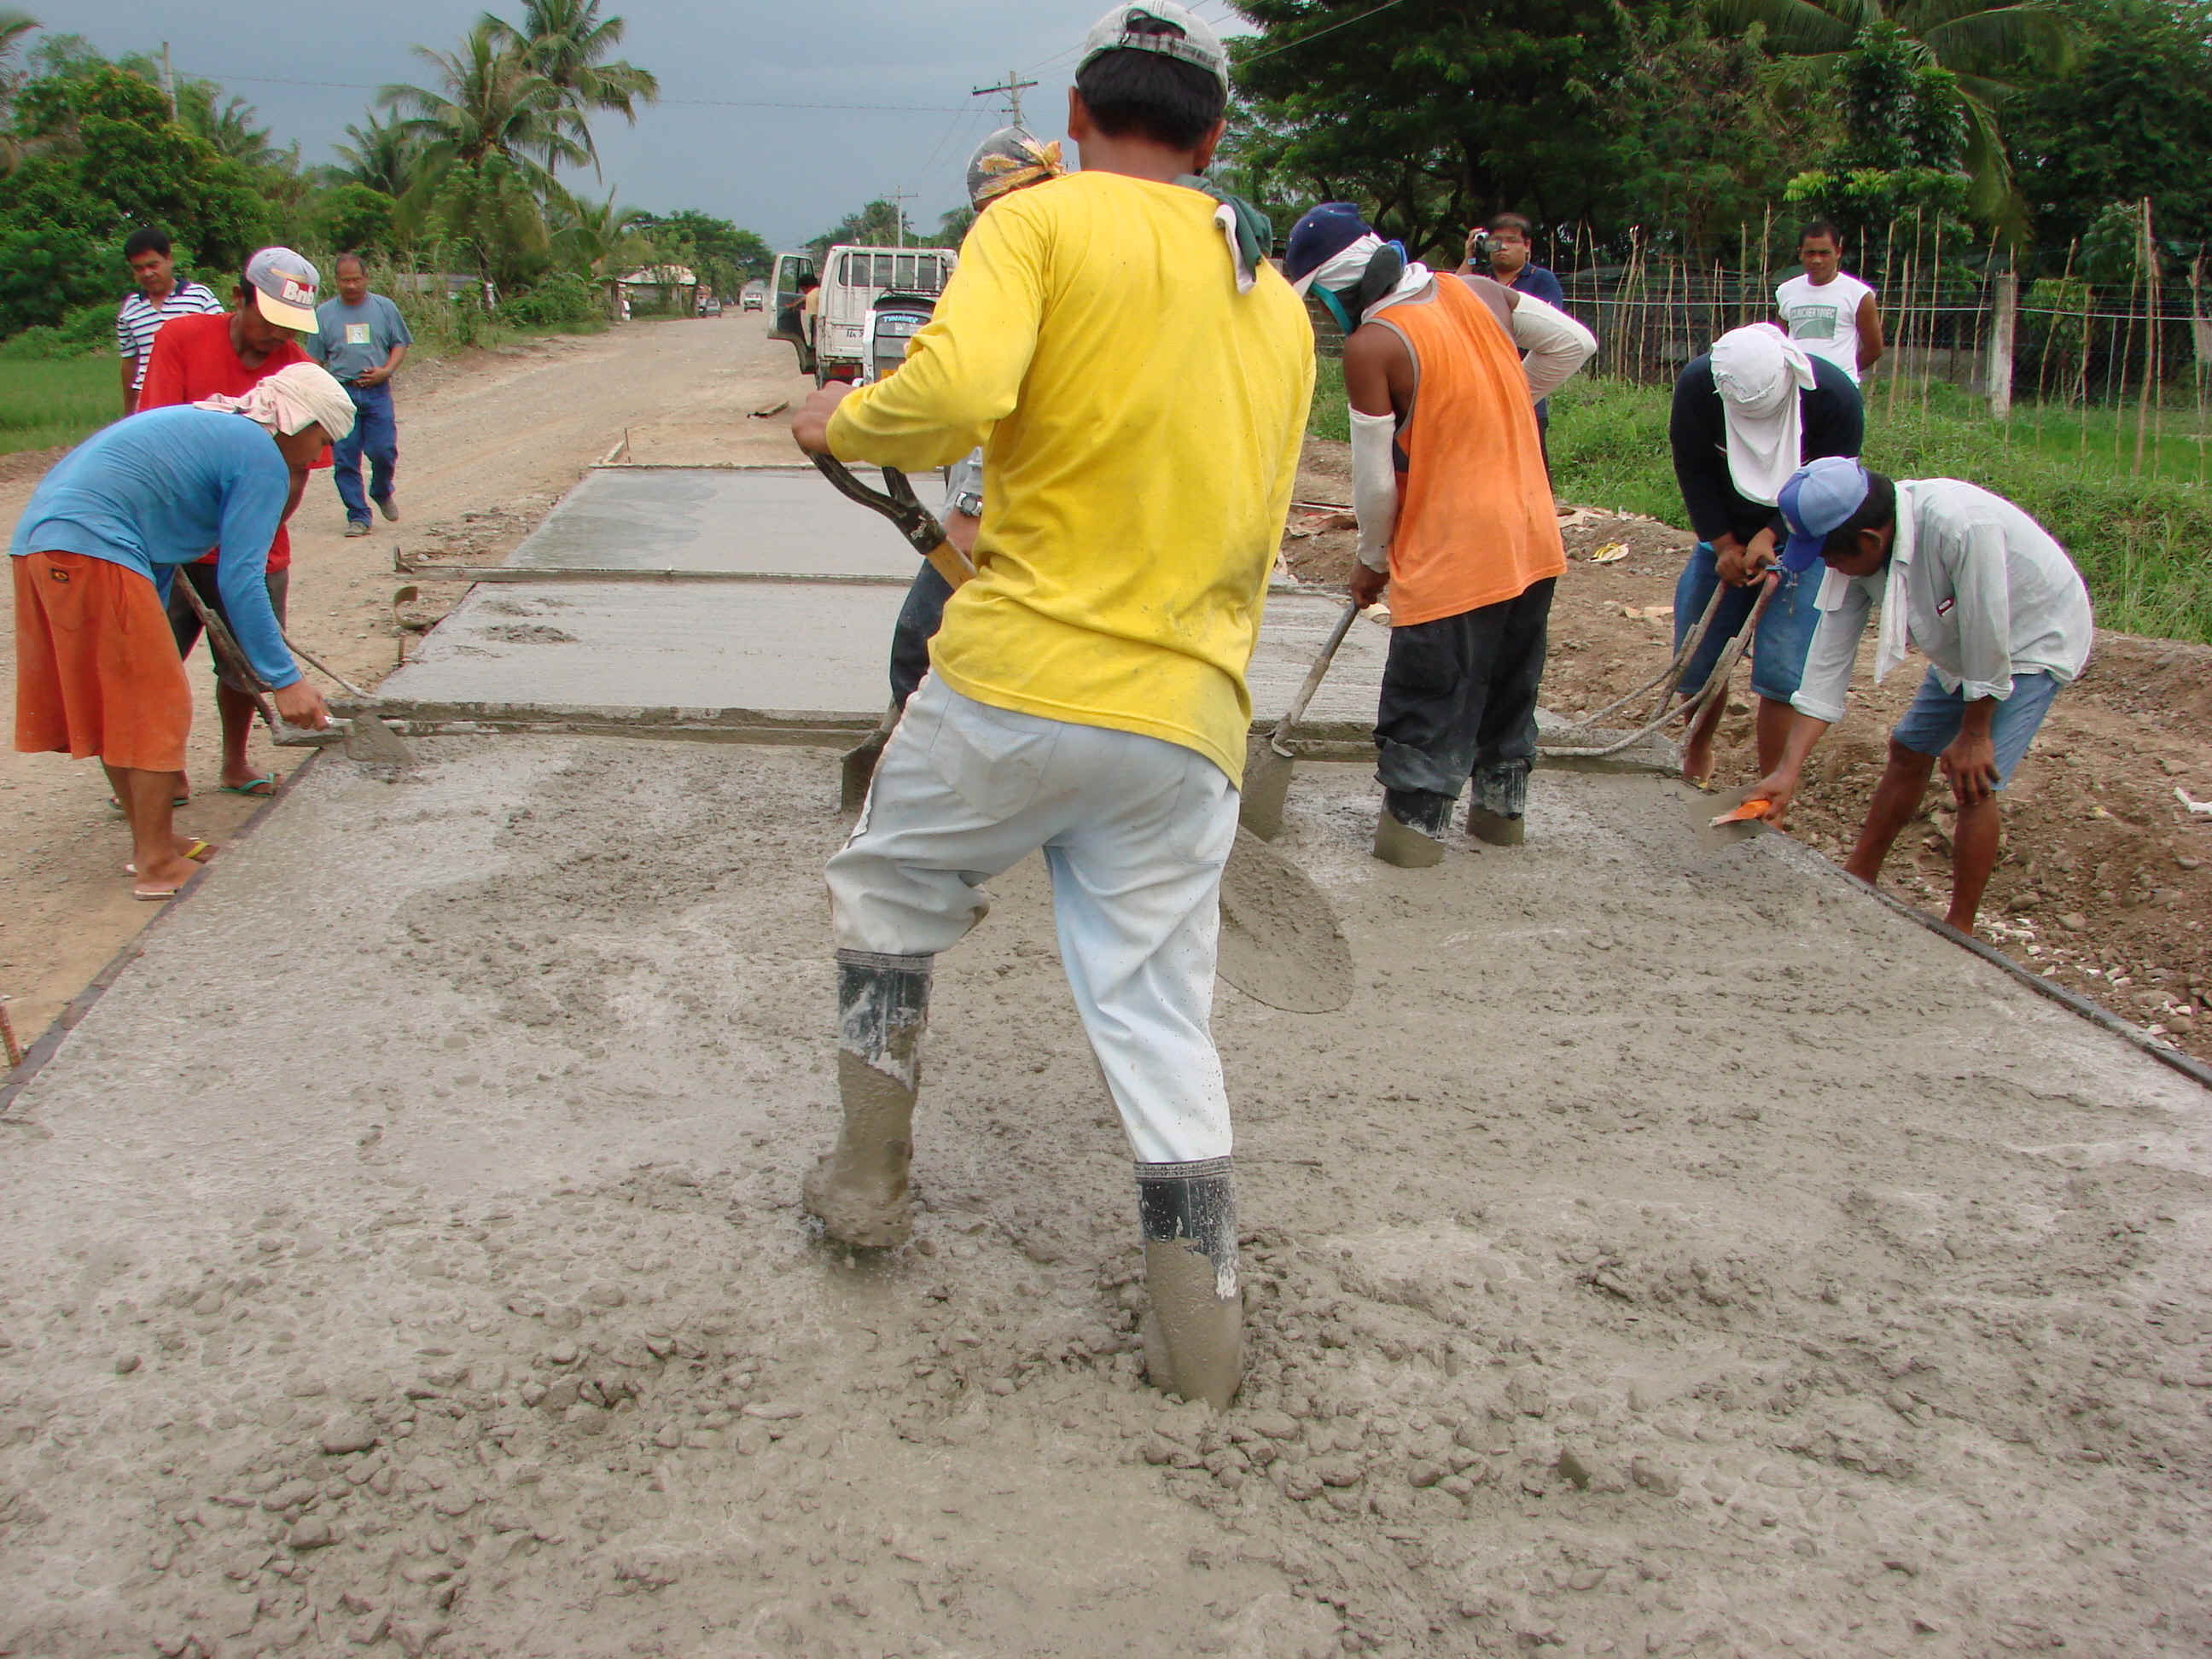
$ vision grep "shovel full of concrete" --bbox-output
[1240,597,1361,842]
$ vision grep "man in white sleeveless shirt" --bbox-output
[1775,219,1884,385]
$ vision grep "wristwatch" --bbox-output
[951,488,983,519]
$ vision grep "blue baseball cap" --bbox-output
[1284,202,1371,295]
[1777,456,1871,572]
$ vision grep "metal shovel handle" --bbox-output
[1267,597,1362,755]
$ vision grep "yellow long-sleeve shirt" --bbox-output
[824,170,1315,782]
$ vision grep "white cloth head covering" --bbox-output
[1301,233,1434,329]
[1710,323,1817,506]
[194,362,356,441]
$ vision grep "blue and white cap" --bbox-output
[1778,455,1871,572]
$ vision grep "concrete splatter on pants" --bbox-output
[1375,577,1555,834]
[826,675,1238,1165]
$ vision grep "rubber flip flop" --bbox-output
[132,884,186,902]
[108,794,191,812]
[218,776,277,798]
[124,841,216,876]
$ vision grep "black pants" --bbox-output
[888,561,955,710]
[1375,577,1555,833]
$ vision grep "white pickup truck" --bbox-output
[807,244,957,386]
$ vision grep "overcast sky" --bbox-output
[51,0,1254,248]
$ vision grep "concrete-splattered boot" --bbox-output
[802,949,929,1249]
[1372,787,1449,868]
[1465,760,1530,846]
[1137,1158,1243,1410]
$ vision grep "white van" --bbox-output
[812,245,957,385]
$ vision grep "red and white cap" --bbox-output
[245,247,321,332]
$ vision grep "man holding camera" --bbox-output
[1462,212,1566,469]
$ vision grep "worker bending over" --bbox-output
[791,1,1313,1409]
[11,364,346,899]
[1751,457,2092,931]
[1287,202,1594,863]
[1669,323,1862,786]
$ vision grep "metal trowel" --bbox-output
[1679,781,1775,851]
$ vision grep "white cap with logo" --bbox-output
[1078,3,1231,90]
[245,247,321,332]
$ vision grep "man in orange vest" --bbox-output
[1287,205,1595,864]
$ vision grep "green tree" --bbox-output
[1230,0,1630,263]
[547,187,650,282]
[632,207,770,294]
[482,0,658,185]
[807,198,909,262]
[0,8,41,173]
[311,182,399,254]
[2005,0,2212,253]
[330,114,421,198]
[1712,0,2075,228]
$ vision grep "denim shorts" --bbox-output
[1889,667,2060,789]
[1672,542,1824,703]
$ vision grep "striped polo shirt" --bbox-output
[116,281,226,391]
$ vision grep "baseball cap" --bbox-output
[1284,203,1372,295]
[245,247,320,331]
[1777,455,1871,572]
[1079,3,1231,90]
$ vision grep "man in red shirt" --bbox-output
[137,247,324,797]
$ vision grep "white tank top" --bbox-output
[1775,271,1873,383]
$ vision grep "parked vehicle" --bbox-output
[740,281,767,312]
[696,294,722,317]
[768,251,820,374]
[807,245,956,386]
[860,291,937,385]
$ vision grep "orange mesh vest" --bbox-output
[1369,276,1565,626]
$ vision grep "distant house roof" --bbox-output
[619,265,697,286]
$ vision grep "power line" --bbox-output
[183,69,969,113]
[970,67,1040,126]
[1237,0,1406,66]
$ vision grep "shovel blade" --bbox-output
[840,728,890,812]
[1238,736,1294,841]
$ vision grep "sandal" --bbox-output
[124,841,215,876]
[218,775,277,798]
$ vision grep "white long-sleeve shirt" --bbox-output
[1791,478,2093,725]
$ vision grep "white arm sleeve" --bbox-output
[1509,294,1597,403]
[1348,407,1398,573]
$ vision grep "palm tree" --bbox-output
[1713,0,2074,222]
[482,0,658,184]
[0,9,40,175]
[380,21,585,199]
[331,114,422,198]
[547,186,651,282]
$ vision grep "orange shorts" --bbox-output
[12,551,191,773]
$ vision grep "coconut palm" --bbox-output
[482,0,658,184]
[379,21,585,199]
[1713,0,2074,221]
[547,186,652,282]
[332,114,422,198]
[0,9,41,174]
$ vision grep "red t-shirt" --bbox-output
[136,311,325,571]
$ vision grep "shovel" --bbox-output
[808,454,975,807]
[1240,596,1360,841]
[172,576,416,764]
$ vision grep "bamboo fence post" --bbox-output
[2133,197,2161,480]
[2192,254,2207,486]
[1759,203,1773,323]
[1920,216,1942,417]
[1875,218,1898,400]
[1887,256,1912,424]
[1738,222,1750,326]
[2116,233,2142,472]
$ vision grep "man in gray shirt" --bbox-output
[306,253,412,535]
[1751,457,2093,932]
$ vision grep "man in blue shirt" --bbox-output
[307,253,412,536]
[11,375,343,899]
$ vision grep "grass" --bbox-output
[0,357,118,457]
[1307,367,2212,646]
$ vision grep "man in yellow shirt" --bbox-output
[792,1,1313,1409]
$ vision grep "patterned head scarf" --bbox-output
[194,361,356,441]
[967,127,1066,209]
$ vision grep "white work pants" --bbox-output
[826,675,1237,1165]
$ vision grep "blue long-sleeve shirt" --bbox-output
[10,406,300,688]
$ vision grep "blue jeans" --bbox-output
[1672,542,1823,703]
[332,381,397,524]
[1890,668,2060,789]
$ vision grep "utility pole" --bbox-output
[888,187,915,248]
[969,68,1039,128]
[160,41,177,119]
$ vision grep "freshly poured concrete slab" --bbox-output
[381,581,1394,731]
[504,464,946,576]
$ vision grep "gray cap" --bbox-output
[1078,3,1230,90]
[244,246,321,331]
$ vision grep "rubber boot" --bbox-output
[1372,786,1449,868]
[1136,1158,1243,1410]
[802,949,929,1248]
[1465,760,1529,847]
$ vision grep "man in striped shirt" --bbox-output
[116,227,224,415]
